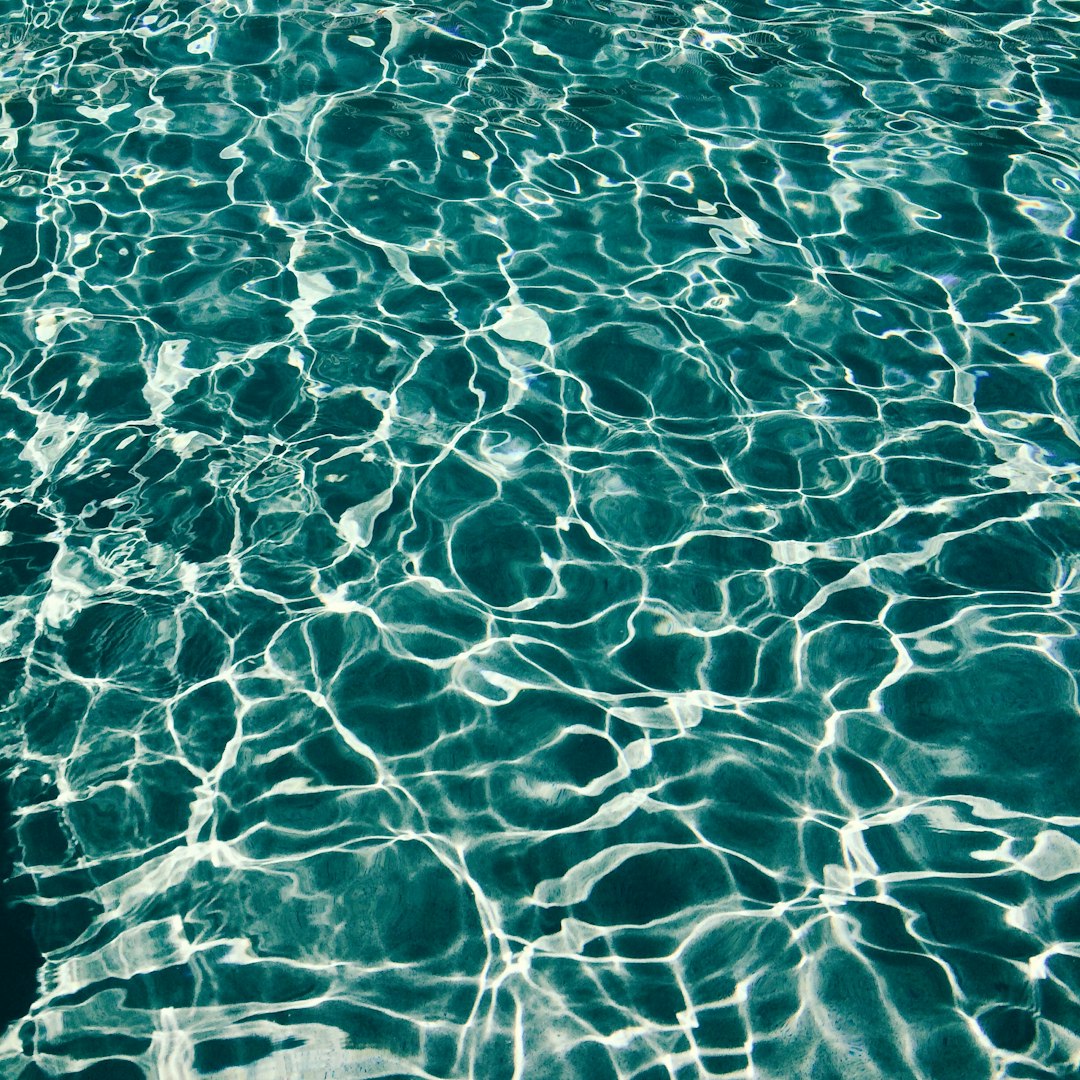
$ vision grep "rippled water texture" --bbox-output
[1,0,1079,1076]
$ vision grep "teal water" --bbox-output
[1,0,1079,1077]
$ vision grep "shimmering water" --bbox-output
[1,0,1079,1077]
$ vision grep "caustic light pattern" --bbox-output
[0,0,1079,1078]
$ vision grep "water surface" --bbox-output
[1,1,1079,1077]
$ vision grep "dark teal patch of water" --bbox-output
[0,773,42,1036]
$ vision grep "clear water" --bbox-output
[1,1,1079,1077]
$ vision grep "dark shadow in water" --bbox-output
[0,768,43,1033]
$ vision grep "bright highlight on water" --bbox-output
[1,0,1079,1077]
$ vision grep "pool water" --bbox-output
[1,1,1079,1077]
